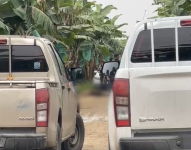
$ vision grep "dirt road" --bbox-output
[79,92,109,150]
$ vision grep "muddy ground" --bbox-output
[79,91,109,150]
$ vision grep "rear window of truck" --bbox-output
[0,45,48,72]
[131,27,191,63]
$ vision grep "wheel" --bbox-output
[62,113,85,150]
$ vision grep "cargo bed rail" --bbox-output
[0,81,58,88]
[0,36,48,79]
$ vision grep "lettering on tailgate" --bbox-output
[139,117,165,122]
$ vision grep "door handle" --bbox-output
[62,84,70,91]
[61,84,65,89]
[67,87,71,92]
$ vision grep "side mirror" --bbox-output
[101,61,120,76]
[69,67,85,81]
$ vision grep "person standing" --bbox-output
[113,54,120,61]
[99,60,105,88]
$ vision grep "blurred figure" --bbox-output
[99,60,105,88]
[110,67,116,84]
[110,67,116,76]
[106,70,110,84]
[103,71,107,85]
[106,69,112,89]
[109,58,113,61]
[113,54,120,61]
[106,70,110,76]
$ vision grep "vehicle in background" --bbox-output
[93,70,101,86]
[102,16,191,150]
[0,36,85,150]
[93,70,112,89]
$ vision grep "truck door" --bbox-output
[51,45,76,136]
[47,44,72,137]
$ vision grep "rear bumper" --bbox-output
[119,136,182,150]
[0,134,46,150]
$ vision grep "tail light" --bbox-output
[113,79,130,127]
[36,89,49,127]
[0,39,7,44]
[180,20,191,26]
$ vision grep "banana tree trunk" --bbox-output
[98,54,104,67]
[91,51,97,78]
[68,41,81,68]
[89,59,94,80]
[67,47,74,68]
[73,50,79,67]
[85,61,90,80]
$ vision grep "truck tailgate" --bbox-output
[130,67,191,129]
[0,88,36,127]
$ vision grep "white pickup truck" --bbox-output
[0,36,85,150]
[102,16,191,150]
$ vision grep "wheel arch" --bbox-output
[77,103,80,114]
[58,108,62,127]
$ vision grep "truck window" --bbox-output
[131,28,176,63]
[154,28,175,62]
[0,46,9,72]
[47,44,62,74]
[131,27,191,63]
[178,27,191,61]
[49,44,67,79]
[0,45,48,72]
[53,48,68,79]
[131,30,152,63]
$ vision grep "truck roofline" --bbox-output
[0,35,49,42]
[143,16,191,23]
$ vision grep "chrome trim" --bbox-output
[9,37,11,79]
[0,81,58,87]
[175,20,179,66]
[150,21,155,67]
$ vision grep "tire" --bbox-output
[62,113,85,150]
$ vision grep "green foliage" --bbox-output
[153,0,191,17]
[98,45,110,56]
[0,19,10,34]
[0,0,128,79]
[28,6,55,34]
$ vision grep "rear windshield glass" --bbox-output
[0,45,48,72]
[178,27,191,61]
[131,27,191,63]
[0,46,9,72]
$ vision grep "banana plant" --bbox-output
[153,0,190,17]
[0,18,10,34]
[0,0,128,80]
